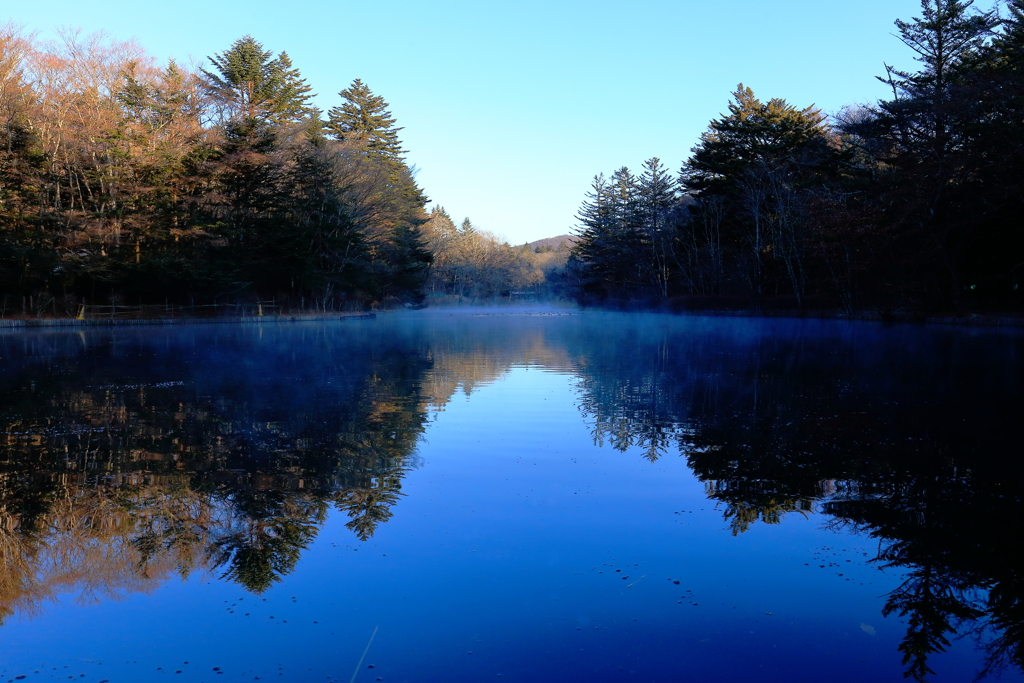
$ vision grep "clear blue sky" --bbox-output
[8,0,930,244]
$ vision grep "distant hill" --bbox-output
[524,234,576,252]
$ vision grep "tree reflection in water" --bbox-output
[567,316,1024,681]
[0,314,1021,681]
[0,324,432,611]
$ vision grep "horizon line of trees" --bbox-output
[420,206,571,301]
[0,29,432,313]
[570,0,1024,313]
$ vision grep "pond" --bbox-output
[1,310,1022,683]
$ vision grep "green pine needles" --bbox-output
[326,79,406,162]
[202,35,315,125]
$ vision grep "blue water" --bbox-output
[0,310,1021,682]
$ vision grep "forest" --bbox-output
[0,29,433,312]
[3,0,1023,315]
[0,27,568,314]
[570,0,1024,314]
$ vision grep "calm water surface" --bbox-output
[1,310,1022,683]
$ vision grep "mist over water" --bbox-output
[1,311,1022,682]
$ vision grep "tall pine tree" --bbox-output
[637,158,678,297]
[324,79,430,304]
[683,84,828,196]
[202,36,314,126]
[846,0,997,306]
[326,79,405,161]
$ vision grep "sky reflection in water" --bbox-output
[0,311,1022,683]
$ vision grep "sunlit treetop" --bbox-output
[683,84,829,194]
[326,79,406,162]
[202,35,315,126]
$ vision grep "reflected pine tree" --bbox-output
[979,574,1024,676]
[824,471,1024,681]
[334,483,402,542]
[0,314,589,615]
[0,324,434,610]
[564,316,1024,680]
[209,492,327,593]
[881,563,985,681]
[1,314,1022,682]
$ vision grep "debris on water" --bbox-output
[860,623,877,636]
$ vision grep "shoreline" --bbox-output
[0,312,376,329]
[711,309,1024,327]
[2,306,1023,329]
[581,305,1024,328]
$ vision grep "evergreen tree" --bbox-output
[322,79,429,304]
[637,158,676,223]
[273,53,316,123]
[679,87,839,304]
[0,23,52,300]
[637,158,678,296]
[683,84,829,196]
[326,79,405,161]
[383,221,432,304]
[575,173,615,240]
[950,0,1024,301]
[277,120,370,298]
[202,36,314,125]
[844,0,998,306]
[609,166,641,231]
[569,173,617,298]
[873,0,995,162]
[570,167,661,300]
